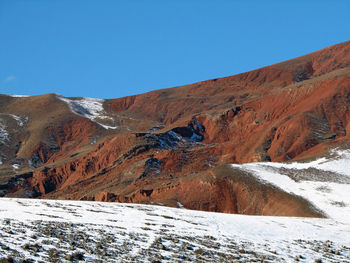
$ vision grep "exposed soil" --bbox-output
[1,41,350,217]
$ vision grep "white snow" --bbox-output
[259,148,350,176]
[157,130,181,149]
[231,148,350,223]
[176,202,185,209]
[12,164,20,170]
[0,120,9,144]
[0,149,350,261]
[10,114,28,127]
[8,94,29,97]
[0,198,349,262]
[258,149,350,177]
[58,96,117,129]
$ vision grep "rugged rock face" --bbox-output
[1,41,350,217]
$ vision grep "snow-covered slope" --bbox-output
[0,198,349,262]
[231,149,350,223]
[1,149,350,262]
[58,96,118,129]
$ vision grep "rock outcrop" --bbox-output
[1,41,350,217]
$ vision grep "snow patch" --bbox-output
[231,149,350,223]
[58,96,117,129]
[0,120,9,144]
[10,114,28,127]
[8,94,29,97]
[177,202,185,209]
[262,148,350,176]
[156,130,181,149]
[12,164,20,170]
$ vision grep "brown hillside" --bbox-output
[1,41,350,217]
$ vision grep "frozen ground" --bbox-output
[231,149,350,223]
[0,114,28,145]
[10,115,28,127]
[0,120,9,145]
[57,96,118,130]
[0,149,350,262]
[0,198,349,262]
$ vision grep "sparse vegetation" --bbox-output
[3,218,346,262]
[0,197,349,262]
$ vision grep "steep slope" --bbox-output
[1,41,350,217]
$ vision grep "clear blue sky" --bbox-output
[0,0,349,99]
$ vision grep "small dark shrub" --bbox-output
[0,257,14,263]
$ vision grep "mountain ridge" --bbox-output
[1,41,350,217]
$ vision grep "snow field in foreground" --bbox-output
[0,149,350,262]
[0,198,349,262]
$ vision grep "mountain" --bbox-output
[0,41,350,217]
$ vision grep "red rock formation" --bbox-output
[1,41,350,217]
